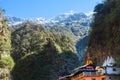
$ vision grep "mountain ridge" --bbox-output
[5,11,93,27]
[9,11,93,80]
[9,11,94,61]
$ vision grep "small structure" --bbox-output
[59,53,109,80]
[59,53,120,80]
[102,56,120,80]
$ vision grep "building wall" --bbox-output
[82,76,108,80]
[71,72,108,80]
[105,67,120,75]
[72,76,108,80]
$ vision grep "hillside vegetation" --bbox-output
[0,9,14,80]
[10,22,80,80]
[88,0,120,66]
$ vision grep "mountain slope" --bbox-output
[9,11,94,80]
[0,9,14,80]
[88,0,120,66]
[8,11,93,60]
[6,12,92,38]
[6,11,92,27]
[11,22,80,80]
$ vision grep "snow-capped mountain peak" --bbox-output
[85,12,95,16]
[5,11,94,27]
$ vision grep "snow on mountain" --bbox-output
[85,12,95,17]
[5,16,26,26]
[5,11,93,41]
[5,11,93,38]
[5,11,93,27]
[5,11,94,60]
[6,11,93,38]
[53,11,87,22]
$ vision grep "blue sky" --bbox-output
[0,0,103,18]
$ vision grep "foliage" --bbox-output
[0,55,14,70]
[0,8,14,80]
[88,0,120,66]
[10,22,80,80]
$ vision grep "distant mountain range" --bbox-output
[6,11,94,59]
[5,11,93,26]
[5,11,93,37]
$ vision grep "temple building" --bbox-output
[59,54,120,80]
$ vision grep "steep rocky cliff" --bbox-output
[88,0,120,66]
[0,8,14,80]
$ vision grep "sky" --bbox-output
[0,0,103,18]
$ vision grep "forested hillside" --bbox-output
[0,9,14,80]
[10,22,80,80]
[88,0,120,66]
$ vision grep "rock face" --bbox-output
[0,8,14,80]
